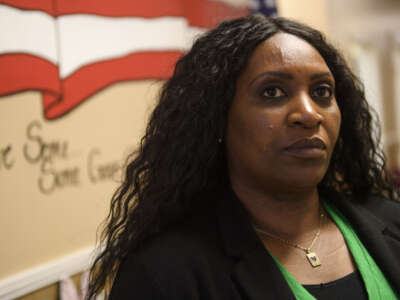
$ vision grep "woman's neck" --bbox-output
[232,183,321,240]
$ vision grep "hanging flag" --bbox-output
[0,0,248,120]
[249,0,278,16]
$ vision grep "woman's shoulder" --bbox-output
[136,207,221,255]
[362,195,400,228]
[325,191,400,230]
[110,206,230,299]
[126,216,222,265]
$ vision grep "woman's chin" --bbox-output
[270,169,327,192]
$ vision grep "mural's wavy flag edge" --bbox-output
[0,0,248,120]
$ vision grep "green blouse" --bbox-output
[268,200,397,300]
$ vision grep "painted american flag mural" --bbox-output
[0,0,249,119]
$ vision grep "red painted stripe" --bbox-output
[56,0,247,27]
[44,51,182,119]
[56,0,184,18]
[183,0,248,27]
[1,0,248,27]
[0,53,60,96]
[0,0,55,16]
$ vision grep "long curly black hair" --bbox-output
[87,14,398,298]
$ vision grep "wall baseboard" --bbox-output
[0,247,95,300]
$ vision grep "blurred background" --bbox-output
[0,0,399,299]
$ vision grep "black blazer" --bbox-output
[110,189,400,299]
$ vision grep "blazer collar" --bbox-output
[217,187,296,300]
[326,193,400,293]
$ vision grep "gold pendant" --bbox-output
[306,252,321,267]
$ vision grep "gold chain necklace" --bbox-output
[253,210,324,268]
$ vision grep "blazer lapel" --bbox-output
[331,194,400,293]
[217,188,296,300]
[232,250,297,300]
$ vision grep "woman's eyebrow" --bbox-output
[250,71,293,85]
[310,72,333,81]
[250,71,333,86]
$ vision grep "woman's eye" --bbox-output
[262,87,286,98]
[312,85,333,100]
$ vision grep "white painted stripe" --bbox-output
[0,5,208,79]
[185,26,206,48]
[0,4,58,64]
[57,15,191,78]
[0,247,95,300]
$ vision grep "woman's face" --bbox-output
[226,32,341,193]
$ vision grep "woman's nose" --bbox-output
[287,93,323,128]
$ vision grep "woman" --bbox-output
[88,15,400,299]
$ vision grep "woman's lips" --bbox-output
[284,137,326,159]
